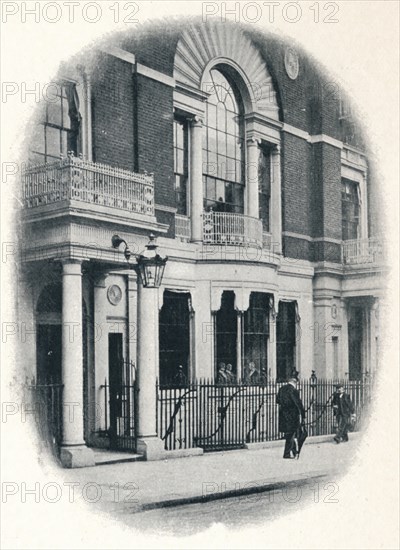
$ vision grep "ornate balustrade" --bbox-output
[203,211,263,246]
[175,214,191,241]
[22,155,155,217]
[342,237,385,266]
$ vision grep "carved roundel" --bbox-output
[107,284,122,306]
[284,47,299,80]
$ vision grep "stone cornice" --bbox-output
[97,46,175,87]
[98,45,136,65]
[135,63,175,88]
[155,203,177,214]
[309,134,343,149]
[282,124,356,152]
[282,123,310,141]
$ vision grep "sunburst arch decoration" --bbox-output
[173,21,280,120]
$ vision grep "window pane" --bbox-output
[206,151,217,177]
[46,126,61,157]
[207,127,217,153]
[30,124,45,156]
[208,104,217,128]
[216,130,226,157]
[217,154,226,180]
[62,97,71,130]
[227,134,236,158]
[217,102,226,131]
[60,130,68,156]
[225,157,236,181]
[206,176,216,201]
[47,99,62,126]
[176,149,184,174]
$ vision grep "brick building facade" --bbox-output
[18,19,386,466]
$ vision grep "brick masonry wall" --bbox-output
[90,53,135,171]
[135,74,175,212]
[281,133,312,236]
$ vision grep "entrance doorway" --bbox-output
[36,324,62,384]
[107,333,136,451]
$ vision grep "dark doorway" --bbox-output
[276,302,296,382]
[215,291,237,381]
[36,324,62,384]
[159,291,191,386]
[348,306,364,380]
[243,293,269,384]
[108,333,124,447]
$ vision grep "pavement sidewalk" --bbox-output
[60,434,359,516]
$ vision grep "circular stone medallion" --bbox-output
[107,284,122,306]
[284,47,299,80]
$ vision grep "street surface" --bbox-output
[120,476,336,535]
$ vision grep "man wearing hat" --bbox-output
[332,384,356,443]
[276,377,305,459]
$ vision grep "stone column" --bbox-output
[268,299,277,379]
[60,260,94,468]
[136,281,164,460]
[93,274,108,434]
[271,145,282,255]
[236,311,243,382]
[190,116,204,243]
[246,137,260,219]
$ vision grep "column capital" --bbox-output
[93,273,107,288]
[246,135,261,146]
[191,115,203,127]
[61,259,83,275]
[273,143,281,154]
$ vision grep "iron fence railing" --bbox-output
[26,381,63,455]
[99,377,137,452]
[156,378,373,451]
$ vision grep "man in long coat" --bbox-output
[276,377,305,459]
[332,384,356,443]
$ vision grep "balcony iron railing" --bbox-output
[342,237,385,266]
[22,154,155,216]
[203,211,263,246]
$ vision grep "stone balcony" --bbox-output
[21,154,161,231]
[341,237,385,267]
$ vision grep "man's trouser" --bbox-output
[283,431,296,457]
[335,415,351,441]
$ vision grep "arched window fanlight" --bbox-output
[203,68,245,214]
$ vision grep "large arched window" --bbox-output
[202,68,245,214]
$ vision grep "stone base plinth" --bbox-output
[60,445,95,468]
[136,436,165,461]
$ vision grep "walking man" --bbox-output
[332,384,356,443]
[276,377,305,459]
